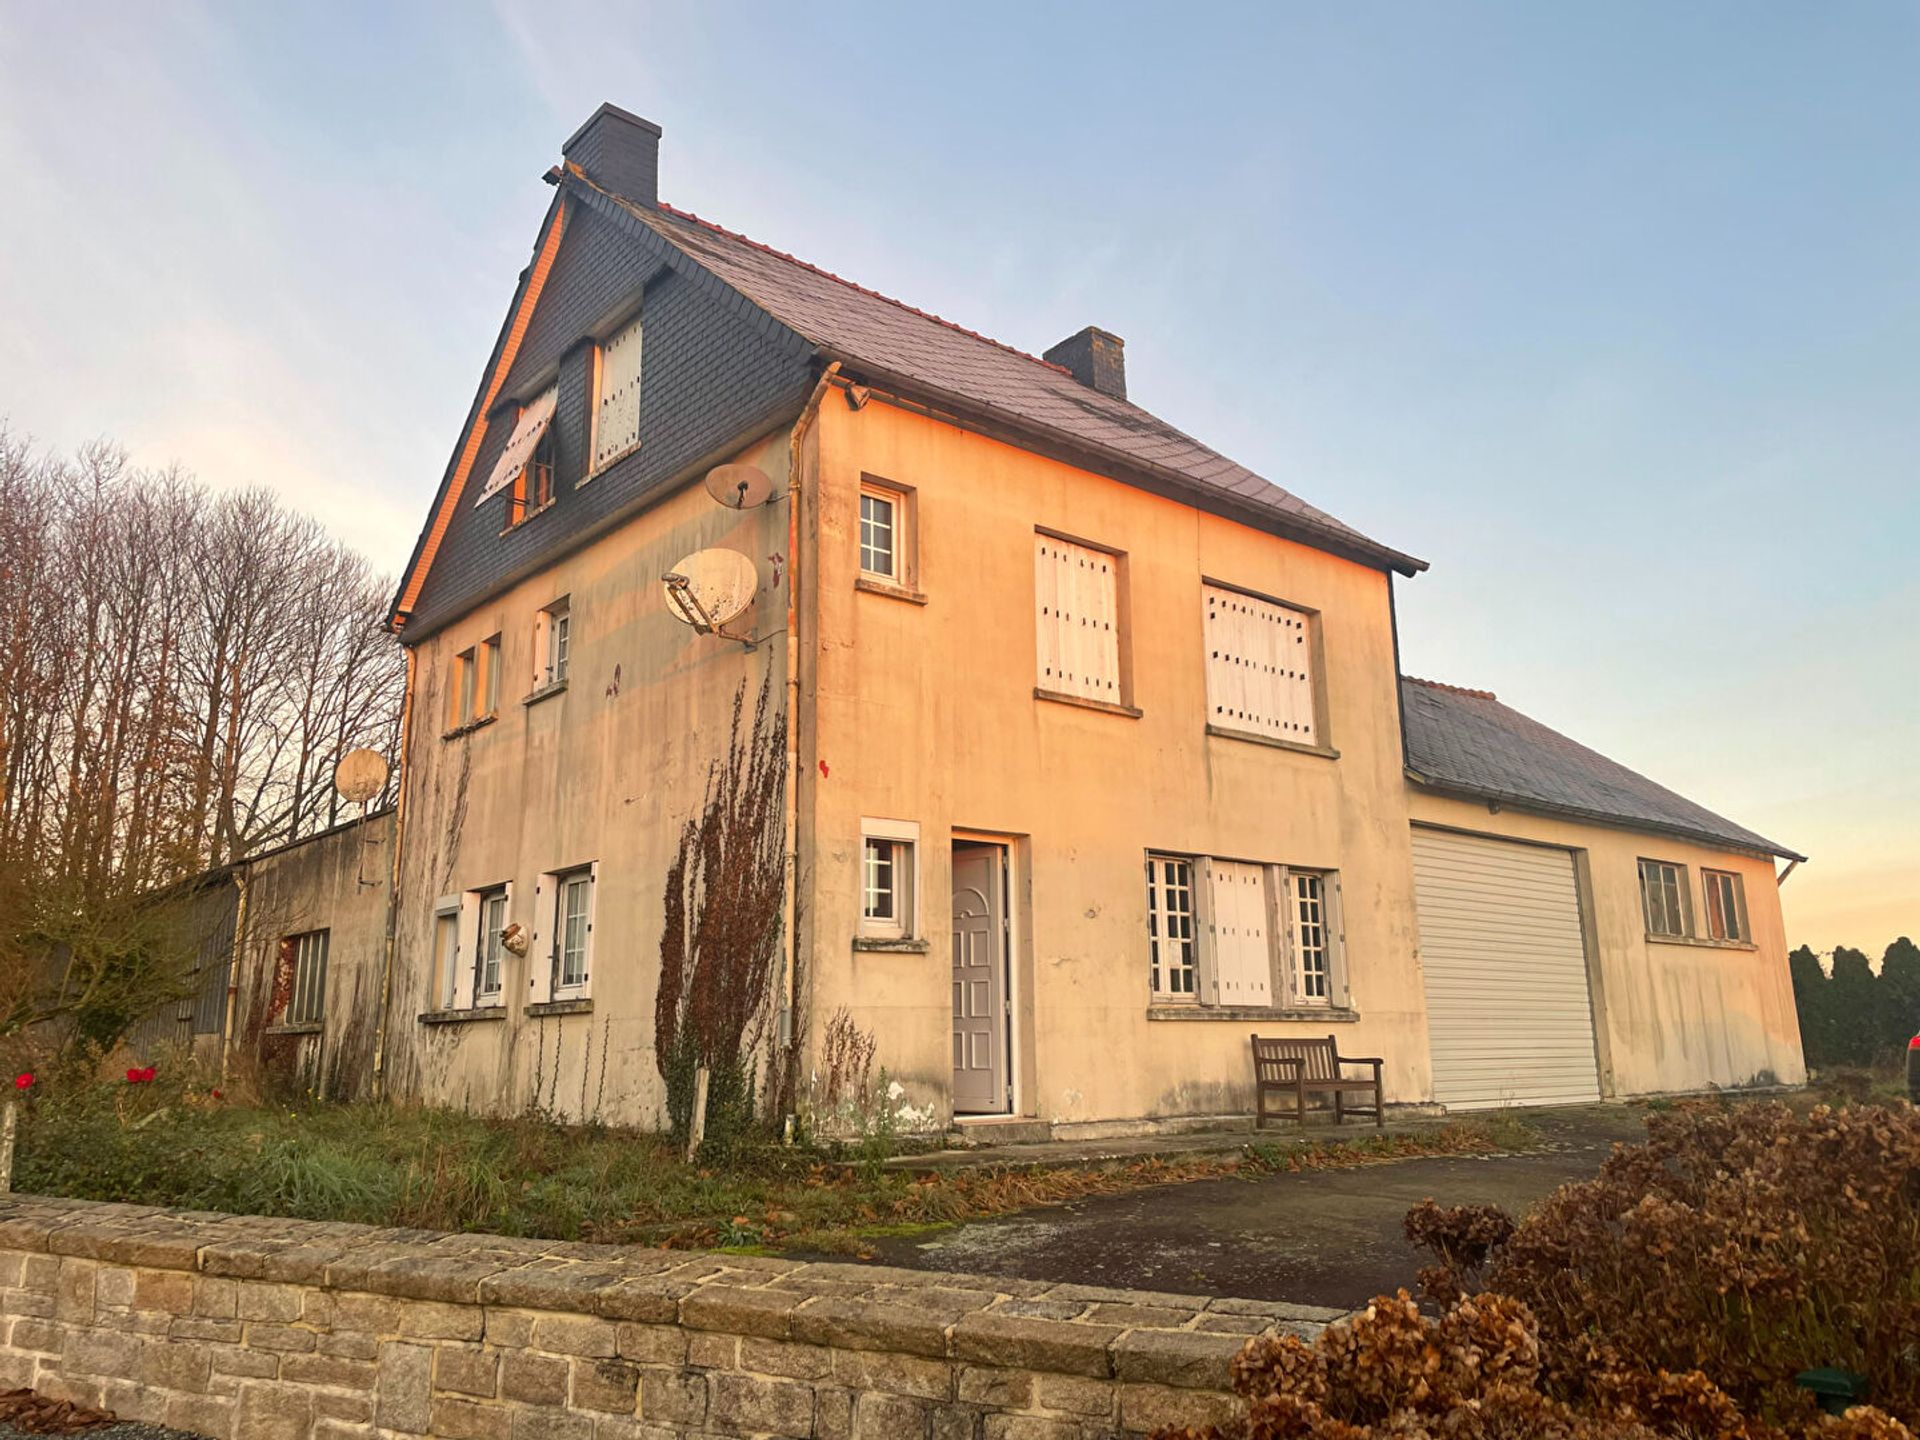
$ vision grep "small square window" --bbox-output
[1638,859,1690,938]
[1702,869,1747,942]
[859,819,918,940]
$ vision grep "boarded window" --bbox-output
[1205,859,1273,1007]
[284,930,329,1026]
[1034,536,1122,704]
[1203,584,1317,744]
[474,386,557,508]
[592,312,643,473]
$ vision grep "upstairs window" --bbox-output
[282,930,330,1026]
[535,599,571,690]
[1702,869,1748,943]
[511,425,556,523]
[1034,533,1125,707]
[1202,583,1320,747]
[450,636,501,729]
[859,489,898,580]
[591,310,643,474]
[1639,859,1690,938]
[474,386,557,519]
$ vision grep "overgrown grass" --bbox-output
[8,1068,1541,1255]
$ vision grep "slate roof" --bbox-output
[580,185,1424,577]
[1400,677,1803,861]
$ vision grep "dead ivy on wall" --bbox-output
[654,674,787,1148]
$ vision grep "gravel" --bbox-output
[0,1424,208,1440]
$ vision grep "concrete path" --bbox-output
[860,1105,1649,1310]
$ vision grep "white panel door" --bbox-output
[951,845,1009,1114]
[1412,827,1601,1110]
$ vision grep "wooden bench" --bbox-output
[1250,1033,1385,1128]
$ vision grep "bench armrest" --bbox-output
[1335,1055,1384,1069]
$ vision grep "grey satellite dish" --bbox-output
[662,548,758,633]
[333,748,389,805]
[703,463,774,510]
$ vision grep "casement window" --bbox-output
[1702,869,1748,943]
[282,930,330,1026]
[1638,859,1691,938]
[1034,534,1124,706]
[473,886,509,1003]
[1202,584,1320,745]
[1146,855,1199,1000]
[431,899,461,1011]
[537,865,595,999]
[860,818,919,941]
[450,636,501,728]
[509,425,557,524]
[535,599,571,689]
[590,310,643,474]
[1146,852,1348,1012]
[474,385,557,512]
[860,488,899,580]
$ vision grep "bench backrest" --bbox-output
[1251,1034,1338,1083]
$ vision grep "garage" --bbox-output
[1411,826,1602,1110]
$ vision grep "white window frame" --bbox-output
[283,930,330,1026]
[859,818,919,941]
[535,598,571,690]
[1638,858,1691,938]
[466,883,510,1007]
[589,309,643,476]
[858,483,902,583]
[1146,852,1347,1013]
[432,896,461,1011]
[1146,854,1200,1001]
[1701,868,1748,943]
[538,863,596,1001]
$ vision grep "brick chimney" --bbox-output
[1044,326,1127,401]
[562,102,662,208]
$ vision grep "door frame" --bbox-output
[951,831,1023,1118]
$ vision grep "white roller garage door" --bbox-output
[1412,827,1601,1110]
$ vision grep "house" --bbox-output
[348,102,1802,1132]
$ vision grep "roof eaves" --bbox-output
[1405,767,1807,864]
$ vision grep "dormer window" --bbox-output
[591,310,643,475]
[474,385,558,524]
[513,426,556,523]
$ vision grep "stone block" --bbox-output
[949,1314,1121,1379]
[375,1339,434,1434]
[281,1351,379,1390]
[134,1268,195,1315]
[1117,1381,1242,1435]
[245,1321,318,1352]
[680,1284,803,1339]
[22,1254,60,1293]
[814,1385,854,1440]
[983,1416,1083,1440]
[210,1343,280,1379]
[592,1276,688,1324]
[62,1326,144,1377]
[0,1350,33,1389]
[10,1318,63,1352]
[1032,1372,1114,1418]
[635,1365,707,1425]
[614,1321,687,1365]
[832,1347,954,1400]
[193,1275,239,1318]
[142,1337,213,1392]
[0,1286,55,1318]
[484,1307,536,1347]
[958,1365,1034,1408]
[853,1390,932,1438]
[570,1355,641,1413]
[687,1331,738,1369]
[531,1311,618,1357]
[171,1315,244,1343]
[320,1330,381,1361]
[398,1298,484,1341]
[708,1371,815,1438]
[434,1343,499,1397]
[430,1396,513,1439]
[793,1297,951,1358]
[739,1336,834,1379]
[235,1380,315,1440]
[313,1421,380,1440]
[165,1392,236,1440]
[311,1388,376,1424]
[1111,1328,1245,1389]
[54,1259,95,1324]
[932,1402,983,1440]
[499,1349,570,1407]
[94,1266,135,1309]
[236,1280,304,1322]
[333,1291,405,1335]
[514,1411,593,1440]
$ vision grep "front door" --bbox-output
[950,842,1009,1114]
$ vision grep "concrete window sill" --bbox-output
[418,1007,508,1026]
[855,576,928,606]
[442,714,498,742]
[1645,933,1760,953]
[500,498,557,536]
[1205,725,1339,761]
[522,681,568,708]
[264,1022,323,1038]
[1148,1005,1360,1023]
[853,936,931,954]
[526,998,593,1018]
[1034,688,1142,720]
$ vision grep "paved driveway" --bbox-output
[861,1105,1648,1309]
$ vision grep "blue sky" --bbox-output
[1,2,1913,953]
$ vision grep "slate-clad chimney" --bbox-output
[1044,326,1127,401]
[562,102,662,208]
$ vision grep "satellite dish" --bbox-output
[703,463,774,510]
[333,749,389,805]
[662,548,758,632]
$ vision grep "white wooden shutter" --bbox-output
[592,312,643,472]
[1035,536,1121,703]
[1203,585,1316,744]
[1206,859,1273,1007]
[474,387,557,506]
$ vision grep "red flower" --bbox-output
[13,1073,31,1091]
[210,1089,223,1100]
[125,1067,156,1084]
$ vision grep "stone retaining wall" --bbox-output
[0,1196,1336,1439]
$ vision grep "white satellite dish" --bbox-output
[662,548,758,633]
[333,748,389,805]
[703,463,774,510]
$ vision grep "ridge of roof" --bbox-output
[651,200,1076,379]
[1403,675,1498,701]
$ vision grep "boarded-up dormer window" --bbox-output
[592,310,643,474]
